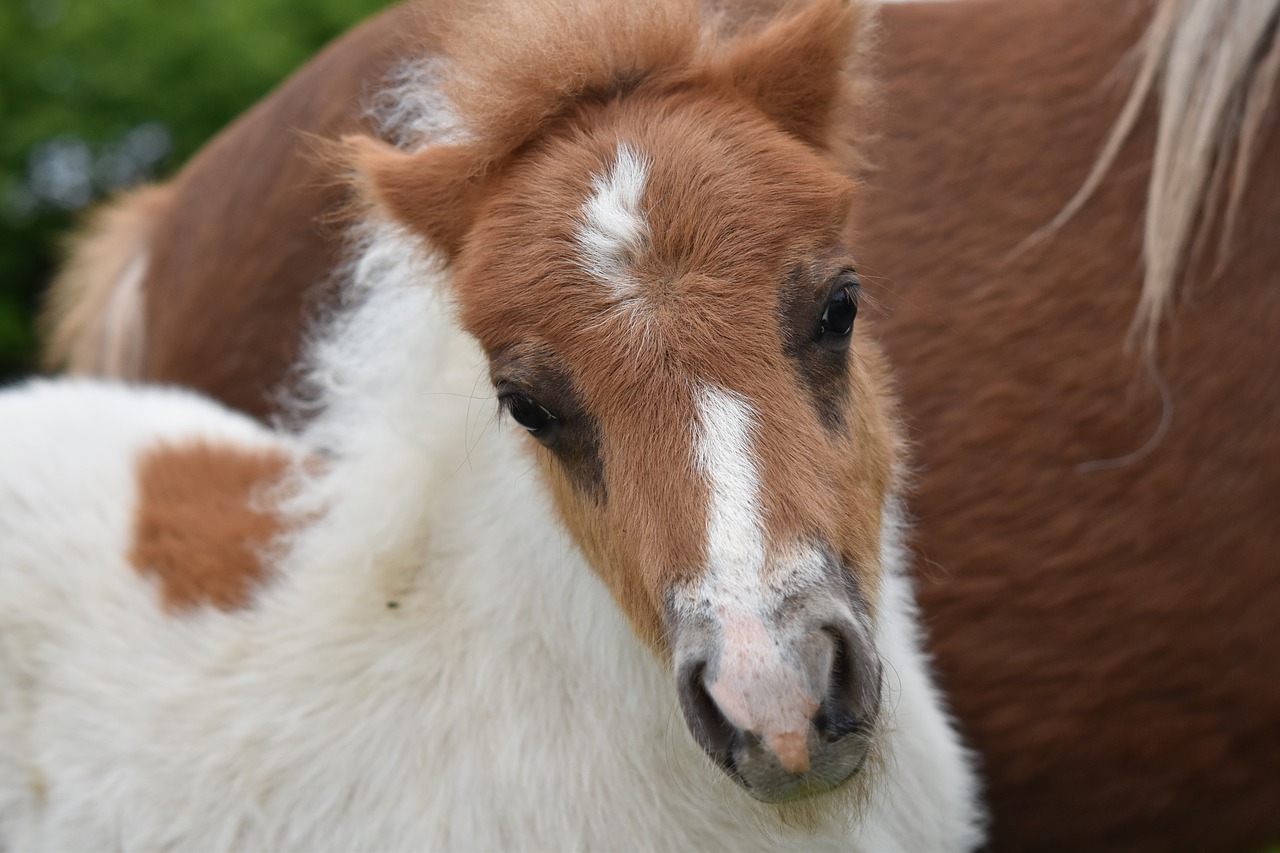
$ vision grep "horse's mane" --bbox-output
[375,0,876,171]
[1040,0,1280,353]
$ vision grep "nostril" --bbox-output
[677,661,741,775]
[818,625,866,741]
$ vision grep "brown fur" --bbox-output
[131,441,291,611]
[42,0,1280,847]
[459,98,893,643]
[134,4,439,418]
[861,0,1280,849]
[41,184,172,376]
[346,0,874,259]
[347,0,891,645]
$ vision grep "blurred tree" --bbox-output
[0,0,392,380]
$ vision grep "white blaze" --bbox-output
[692,385,816,762]
[694,386,766,591]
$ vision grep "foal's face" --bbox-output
[451,93,899,801]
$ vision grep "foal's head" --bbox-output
[349,0,895,804]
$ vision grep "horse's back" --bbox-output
[863,0,1280,849]
[138,3,439,418]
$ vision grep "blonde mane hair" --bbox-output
[1040,0,1280,352]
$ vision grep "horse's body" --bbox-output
[866,3,1280,849]
[0,373,964,850]
[32,0,1280,849]
[2,1,984,849]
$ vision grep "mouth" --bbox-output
[739,733,874,803]
[729,691,879,803]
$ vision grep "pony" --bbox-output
[37,0,1280,847]
[0,0,985,849]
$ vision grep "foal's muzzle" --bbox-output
[671,600,882,802]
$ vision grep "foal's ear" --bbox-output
[343,136,481,259]
[717,0,870,149]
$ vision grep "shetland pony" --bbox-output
[0,1,984,849]
[38,0,1280,848]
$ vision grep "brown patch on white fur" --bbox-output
[348,0,895,647]
[130,441,291,612]
[41,184,172,377]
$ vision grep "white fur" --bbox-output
[693,385,766,585]
[575,143,650,304]
[684,385,820,739]
[371,58,470,150]
[685,385,842,609]
[859,500,986,850]
[0,217,982,850]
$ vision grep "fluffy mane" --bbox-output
[377,0,877,173]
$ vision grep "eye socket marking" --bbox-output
[490,351,605,500]
[776,261,860,432]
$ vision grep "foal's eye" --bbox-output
[501,392,557,436]
[816,276,859,348]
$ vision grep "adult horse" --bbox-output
[42,0,1280,849]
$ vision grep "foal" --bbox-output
[0,0,982,848]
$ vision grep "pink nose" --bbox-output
[702,612,822,773]
[675,617,881,802]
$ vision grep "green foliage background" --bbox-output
[0,0,391,381]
